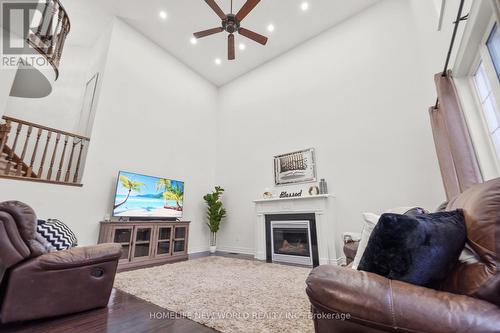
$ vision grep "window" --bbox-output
[473,62,500,159]
[454,2,500,178]
[487,24,500,80]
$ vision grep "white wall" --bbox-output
[4,44,94,134]
[3,19,114,136]
[0,0,454,258]
[75,30,113,137]
[215,0,446,257]
[0,18,219,251]
[0,27,19,118]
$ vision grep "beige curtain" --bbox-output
[429,71,483,200]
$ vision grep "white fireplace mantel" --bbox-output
[253,195,340,265]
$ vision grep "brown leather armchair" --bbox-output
[306,178,500,333]
[0,201,122,324]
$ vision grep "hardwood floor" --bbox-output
[0,289,219,333]
[0,253,256,333]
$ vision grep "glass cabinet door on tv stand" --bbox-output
[173,225,188,255]
[99,221,190,271]
[155,225,173,258]
[112,226,133,263]
[131,226,154,262]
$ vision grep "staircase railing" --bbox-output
[0,116,90,186]
[27,0,71,79]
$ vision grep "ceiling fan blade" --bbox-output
[204,0,227,20]
[238,28,268,45]
[235,0,261,22]
[228,34,235,60]
[193,27,224,39]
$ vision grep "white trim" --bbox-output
[253,194,333,203]
[188,246,210,255]
[254,195,338,266]
[331,256,346,266]
[453,2,500,179]
[215,245,255,255]
[491,0,500,23]
[437,0,447,31]
[472,20,500,175]
[454,0,494,76]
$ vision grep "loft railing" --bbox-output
[27,0,71,79]
[0,116,89,186]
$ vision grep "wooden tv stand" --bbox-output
[98,220,190,271]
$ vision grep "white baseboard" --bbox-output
[331,256,347,266]
[190,245,345,266]
[319,256,345,266]
[215,245,255,255]
[188,246,209,255]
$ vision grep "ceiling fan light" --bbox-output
[159,10,167,20]
[301,2,309,11]
[267,24,275,32]
[190,37,198,45]
[215,58,222,65]
[239,43,246,50]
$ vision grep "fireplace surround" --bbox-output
[254,194,339,266]
[266,214,319,266]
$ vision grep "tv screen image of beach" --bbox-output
[113,171,184,218]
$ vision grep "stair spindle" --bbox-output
[16,126,33,176]
[38,131,52,178]
[56,135,69,181]
[1,116,89,185]
[0,120,11,156]
[27,128,43,178]
[49,7,63,60]
[47,133,61,180]
[5,123,22,175]
[64,138,77,183]
[73,141,85,183]
[36,1,50,37]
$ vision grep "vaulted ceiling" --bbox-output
[63,0,380,86]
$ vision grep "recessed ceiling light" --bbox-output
[267,24,275,32]
[239,43,246,51]
[159,11,168,20]
[215,58,222,65]
[301,2,309,11]
[190,37,198,45]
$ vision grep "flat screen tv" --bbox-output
[112,171,184,219]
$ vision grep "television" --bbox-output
[112,171,184,219]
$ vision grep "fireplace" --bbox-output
[265,214,319,267]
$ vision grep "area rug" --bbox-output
[114,256,314,333]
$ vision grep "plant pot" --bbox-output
[209,245,217,254]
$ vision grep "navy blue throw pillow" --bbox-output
[358,210,466,286]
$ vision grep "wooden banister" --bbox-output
[0,120,11,155]
[26,0,70,79]
[16,125,33,176]
[2,116,89,141]
[5,123,22,175]
[0,116,89,186]
[47,132,60,180]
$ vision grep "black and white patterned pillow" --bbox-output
[37,219,78,251]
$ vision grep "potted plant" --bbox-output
[203,186,226,254]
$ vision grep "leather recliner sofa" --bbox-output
[0,201,122,323]
[306,178,500,333]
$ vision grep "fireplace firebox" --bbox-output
[265,214,319,267]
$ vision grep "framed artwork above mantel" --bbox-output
[274,148,317,185]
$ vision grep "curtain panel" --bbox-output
[429,71,483,200]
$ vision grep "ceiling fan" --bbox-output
[193,0,268,60]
